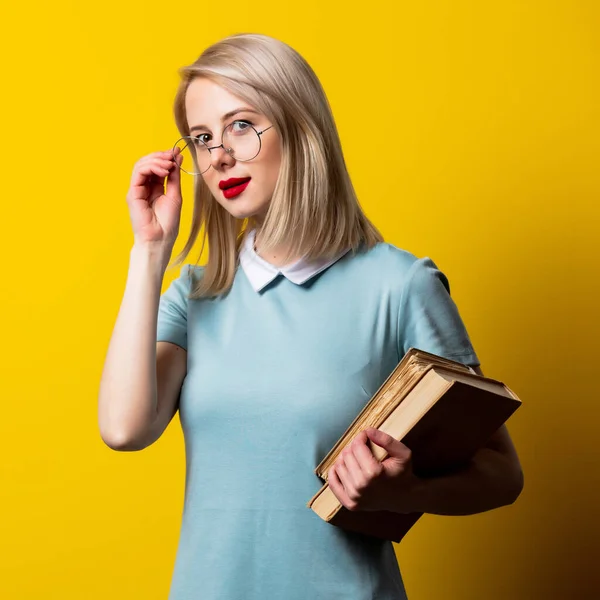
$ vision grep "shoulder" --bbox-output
[350,242,441,282]
[182,263,205,283]
[343,243,453,302]
[162,263,206,299]
[349,241,415,271]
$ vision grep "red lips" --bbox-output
[219,177,251,190]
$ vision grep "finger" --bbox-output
[155,157,177,168]
[336,458,360,501]
[137,157,177,172]
[340,449,365,489]
[350,439,384,480]
[328,465,356,511]
[167,155,181,176]
[135,151,178,170]
[166,154,181,192]
[155,150,180,158]
[366,428,411,459]
[134,161,171,178]
[136,153,178,168]
[131,162,170,188]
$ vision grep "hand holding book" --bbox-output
[328,428,420,514]
[306,348,523,542]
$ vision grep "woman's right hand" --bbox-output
[126,147,185,247]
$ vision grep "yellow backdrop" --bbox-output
[1,1,598,598]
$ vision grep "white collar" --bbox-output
[238,229,350,293]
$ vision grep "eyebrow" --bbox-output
[189,108,260,133]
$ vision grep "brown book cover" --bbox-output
[307,353,522,542]
[314,347,476,480]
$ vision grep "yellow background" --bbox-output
[1,1,598,598]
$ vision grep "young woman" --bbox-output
[99,33,523,600]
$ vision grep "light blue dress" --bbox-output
[156,241,480,600]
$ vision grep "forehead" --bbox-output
[185,78,255,124]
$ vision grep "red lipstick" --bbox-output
[219,177,251,190]
[219,177,251,199]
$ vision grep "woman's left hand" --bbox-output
[328,428,420,514]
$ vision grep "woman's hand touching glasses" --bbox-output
[125,147,184,249]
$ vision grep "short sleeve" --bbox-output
[157,264,192,351]
[397,256,480,366]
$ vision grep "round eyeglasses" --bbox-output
[172,121,274,175]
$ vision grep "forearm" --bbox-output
[402,447,524,516]
[98,243,171,448]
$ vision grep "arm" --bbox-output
[330,260,524,516]
[329,365,524,517]
[97,244,186,451]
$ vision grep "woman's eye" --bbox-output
[231,119,252,132]
[192,120,253,145]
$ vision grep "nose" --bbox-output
[209,143,236,171]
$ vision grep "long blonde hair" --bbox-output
[170,33,383,298]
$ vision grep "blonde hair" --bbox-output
[170,33,384,298]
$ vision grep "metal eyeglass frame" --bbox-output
[173,123,274,175]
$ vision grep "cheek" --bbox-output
[203,174,220,194]
[252,159,280,195]
[263,148,282,186]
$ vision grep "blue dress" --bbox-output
[156,241,480,599]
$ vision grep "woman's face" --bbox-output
[184,78,281,222]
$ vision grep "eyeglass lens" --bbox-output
[174,121,262,175]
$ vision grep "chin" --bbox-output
[225,207,260,220]
[216,196,269,221]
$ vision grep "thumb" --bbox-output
[166,152,182,198]
[365,428,410,459]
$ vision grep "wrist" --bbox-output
[385,472,428,515]
[390,472,427,514]
[403,473,428,513]
[131,240,172,262]
[130,241,173,277]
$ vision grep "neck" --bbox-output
[253,228,302,268]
